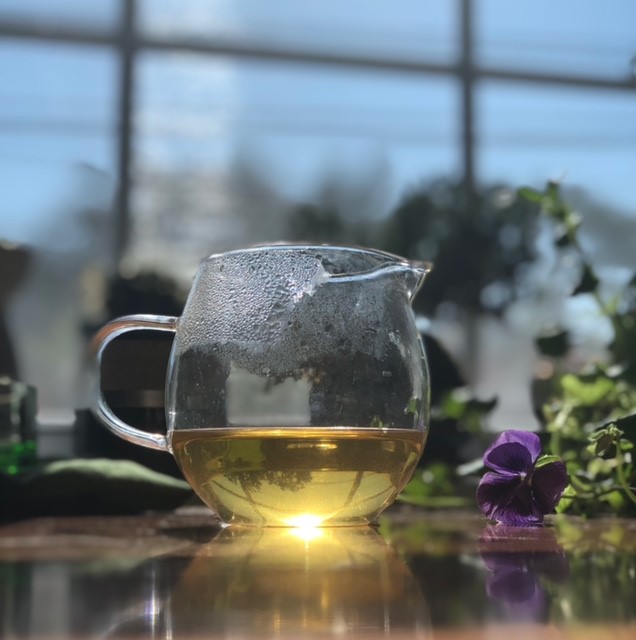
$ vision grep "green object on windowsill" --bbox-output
[0,377,38,476]
[0,440,37,476]
[0,458,195,522]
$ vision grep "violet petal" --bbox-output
[493,482,545,526]
[483,431,542,472]
[531,461,569,514]
[477,471,521,520]
[484,442,534,475]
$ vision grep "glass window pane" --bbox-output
[477,81,636,214]
[477,0,636,80]
[0,0,118,30]
[0,42,117,243]
[139,0,456,63]
[129,52,459,280]
[0,42,117,414]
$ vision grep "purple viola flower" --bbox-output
[477,430,568,526]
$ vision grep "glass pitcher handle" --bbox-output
[91,314,178,452]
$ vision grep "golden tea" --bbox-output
[171,427,425,526]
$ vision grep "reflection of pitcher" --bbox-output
[166,527,430,638]
[93,245,433,525]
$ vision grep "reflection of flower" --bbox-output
[477,431,568,525]
[483,552,546,618]
[479,524,569,621]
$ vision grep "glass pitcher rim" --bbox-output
[203,243,433,273]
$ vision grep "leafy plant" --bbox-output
[521,182,636,516]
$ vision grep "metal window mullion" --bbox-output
[1,20,634,91]
[114,0,135,264]
[460,0,476,193]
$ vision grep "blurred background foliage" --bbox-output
[289,179,541,319]
[383,182,540,319]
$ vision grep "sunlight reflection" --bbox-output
[284,514,325,533]
[165,524,430,637]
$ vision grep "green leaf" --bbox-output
[604,489,627,511]
[546,180,561,199]
[535,330,570,357]
[437,390,497,428]
[439,393,466,420]
[588,423,629,457]
[535,454,563,468]
[517,186,544,203]
[593,433,615,457]
[573,263,600,295]
[12,459,193,518]
[609,414,636,449]
[560,374,614,406]
[541,181,570,223]
[466,396,498,414]
[556,484,576,513]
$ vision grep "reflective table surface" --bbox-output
[1,507,635,639]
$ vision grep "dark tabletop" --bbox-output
[1,506,635,639]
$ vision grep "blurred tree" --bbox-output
[287,158,389,246]
[288,202,349,243]
[288,177,541,385]
[289,177,541,318]
[382,179,540,318]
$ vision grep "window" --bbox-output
[1,0,635,427]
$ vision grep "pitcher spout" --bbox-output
[324,251,433,301]
[373,260,432,300]
[402,260,433,299]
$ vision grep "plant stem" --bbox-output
[569,474,592,494]
[549,402,572,457]
[615,448,636,507]
[571,235,613,318]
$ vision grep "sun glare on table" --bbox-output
[286,514,325,540]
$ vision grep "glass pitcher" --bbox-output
[92,245,432,526]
